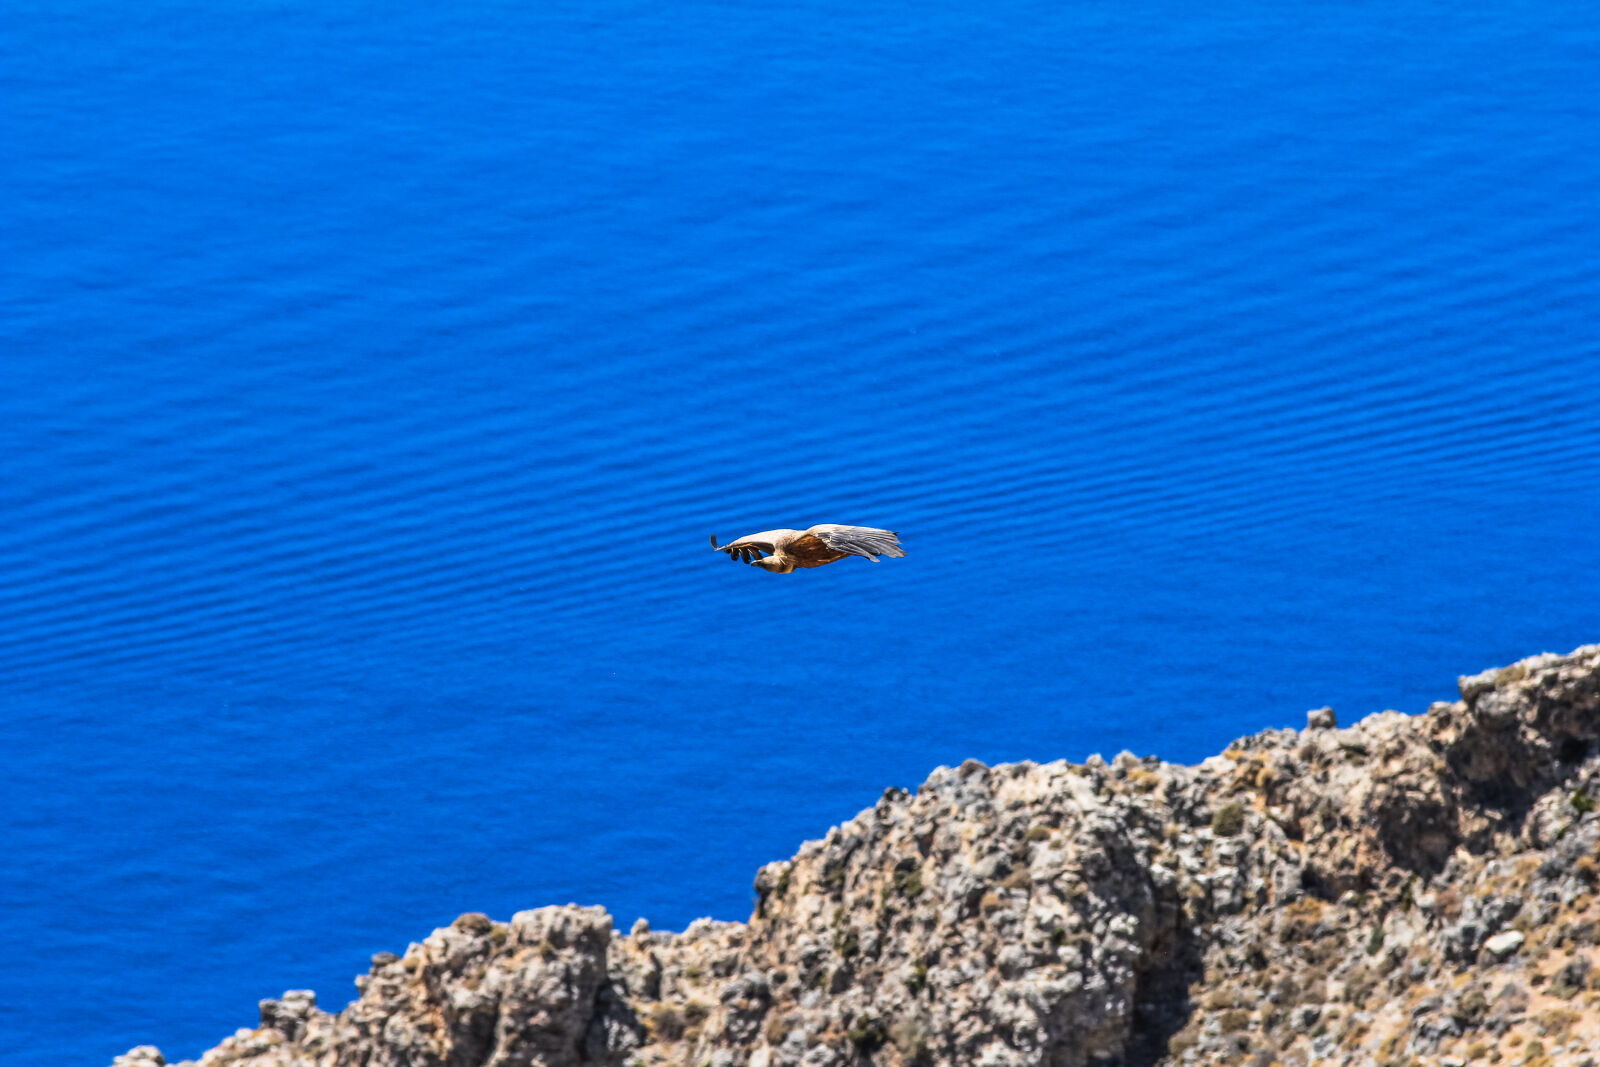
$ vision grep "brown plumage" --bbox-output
[709,524,906,574]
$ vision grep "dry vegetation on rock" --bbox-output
[117,643,1600,1067]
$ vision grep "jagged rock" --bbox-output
[1483,930,1525,960]
[120,643,1600,1067]
[257,991,316,1042]
[112,1049,166,1067]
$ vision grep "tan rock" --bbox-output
[129,643,1600,1067]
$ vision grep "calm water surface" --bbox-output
[4,1,1599,1062]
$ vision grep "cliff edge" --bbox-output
[119,643,1600,1067]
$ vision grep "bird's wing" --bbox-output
[807,525,906,562]
[710,533,778,564]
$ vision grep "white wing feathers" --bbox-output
[809,525,906,562]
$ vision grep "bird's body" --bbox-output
[710,524,905,573]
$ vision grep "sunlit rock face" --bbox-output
[128,644,1600,1067]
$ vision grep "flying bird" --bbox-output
[710,525,906,574]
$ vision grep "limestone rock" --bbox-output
[125,643,1600,1067]
[112,1049,166,1067]
[1483,930,1525,960]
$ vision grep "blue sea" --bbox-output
[4,1,1599,1062]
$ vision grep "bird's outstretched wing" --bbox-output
[710,533,776,565]
[808,525,906,562]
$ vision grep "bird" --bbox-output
[710,525,905,574]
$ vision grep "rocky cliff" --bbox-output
[119,643,1600,1067]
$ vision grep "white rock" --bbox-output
[1483,929,1525,959]
[111,1049,165,1067]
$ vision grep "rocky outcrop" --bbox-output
[126,644,1600,1067]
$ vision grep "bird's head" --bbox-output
[751,556,795,574]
